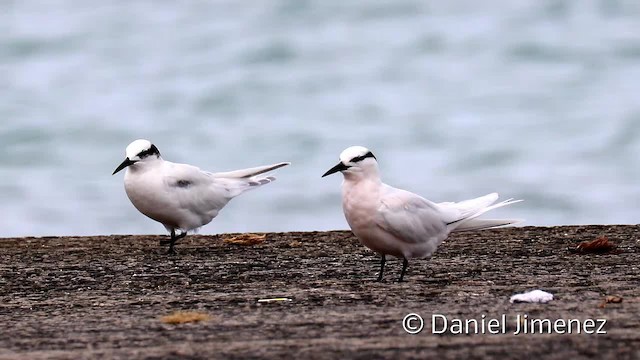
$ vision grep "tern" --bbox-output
[322,146,522,282]
[113,139,289,254]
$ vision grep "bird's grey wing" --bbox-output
[377,186,448,244]
[162,162,234,221]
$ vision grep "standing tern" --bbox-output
[322,146,522,282]
[113,139,290,254]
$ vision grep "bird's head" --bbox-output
[112,139,161,175]
[322,146,379,180]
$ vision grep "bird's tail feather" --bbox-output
[212,162,290,179]
[215,163,289,198]
[449,197,523,232]
[452,218,523,232]
[439,192,499,220]
[247,176,276,187]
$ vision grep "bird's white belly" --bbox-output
[124,172,206,230]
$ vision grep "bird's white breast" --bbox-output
[341,179,405,257]
[123,163,184,229]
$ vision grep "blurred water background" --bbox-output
[2,0,640,237]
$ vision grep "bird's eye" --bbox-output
[349,151,376,163]
[137,144,161,159]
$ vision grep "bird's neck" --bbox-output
[342,174,382,197]
[343,168,381,184]
[341,174,383,224]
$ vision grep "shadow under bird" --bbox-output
[113,139,290,254]
[322,146,522,282]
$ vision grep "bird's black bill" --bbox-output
[112,158,135,175]
[322,162,349,177]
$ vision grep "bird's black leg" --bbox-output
[398,257,409,282]
[376,254,386,282]
[166,229,178,255]
[164,229,187,255]
[174,230,187,243]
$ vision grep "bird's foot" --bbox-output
[166,246,178,255]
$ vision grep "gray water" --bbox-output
[2,0,640,237]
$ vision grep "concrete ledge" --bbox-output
[1,225,639,359]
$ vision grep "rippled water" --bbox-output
[2,0,640,237]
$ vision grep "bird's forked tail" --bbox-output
[445,194,523,232]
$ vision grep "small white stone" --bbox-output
[510,289,554,303]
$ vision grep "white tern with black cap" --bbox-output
[113,139,290,254]
[322,145,522,282]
